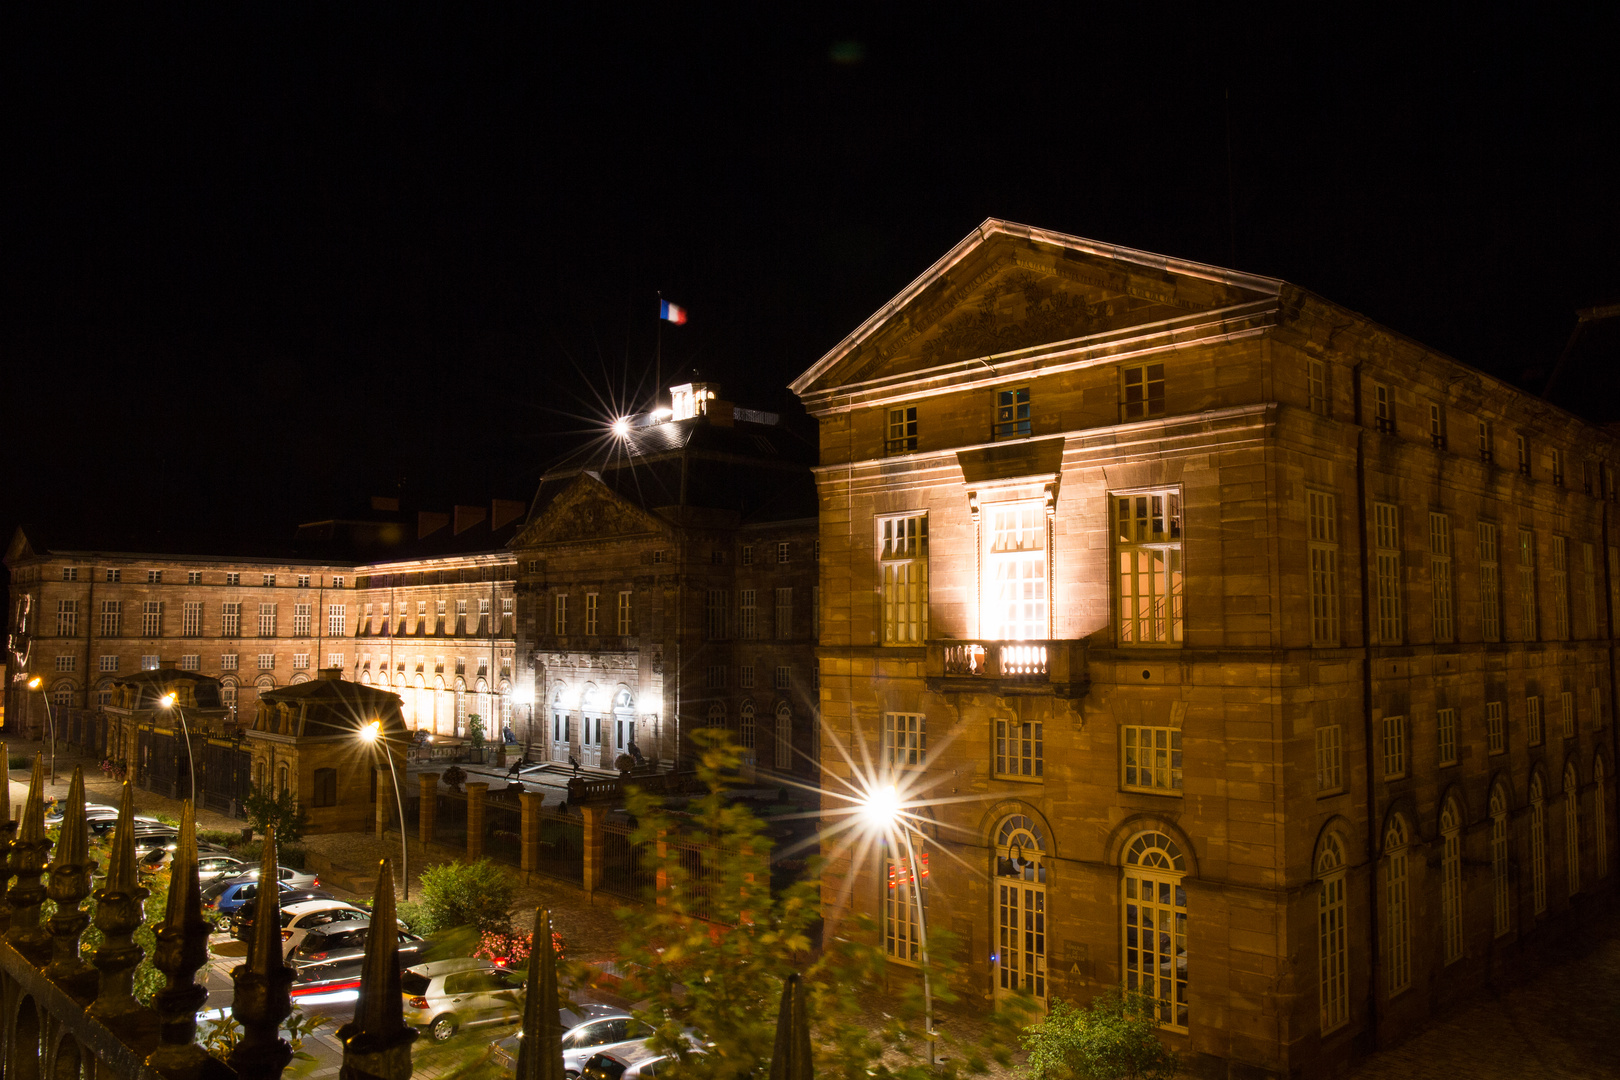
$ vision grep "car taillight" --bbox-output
[312,876,320,887]
[407,997,428,1009]
[310,952,328,960]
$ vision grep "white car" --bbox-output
[278,900,375,957]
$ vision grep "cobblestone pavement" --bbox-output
[1346,925,1620,1080]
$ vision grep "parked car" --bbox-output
[196,852,250,884]
[205,876,333,917]
[46,802,117,824]
[227,889,339,936]
[490,1006,654,1076]
[137,843,233,875]
[277,900,375,957]
[227,864,319,891]
[579,1043,677,1080]
[289,923,426,999]
[86,814,167,838]
[401,959,531,1042]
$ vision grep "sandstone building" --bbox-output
[791,219,1619,1077]
[511,380,821,778]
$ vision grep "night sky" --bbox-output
[6,6,1618,555]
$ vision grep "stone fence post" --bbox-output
[518,791,545,873]
[374,765,391,836]
[418,773,439,847]
[580,805,604,896]
[465,783,489,861]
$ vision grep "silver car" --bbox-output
[491,1005,654,1077]
[402,959,527,1042]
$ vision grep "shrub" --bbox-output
[229,839,307,871]
[1020,989,1180,1080]
[473,928,565,968]
[418,858,516,937]
[242,783,312,845]
[467,714,486,750]
[394,900,430,935]
[441,765,467,791]
[198,829,241,848]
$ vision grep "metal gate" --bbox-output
[201,739,252,818]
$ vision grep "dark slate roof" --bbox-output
[258,676,408,738]
[109,669,226,710]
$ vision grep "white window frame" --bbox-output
[994,716,1043,780]
[54,655,75,672]
[293,603,310,637]
[221,654,238,671]
[99,655,119,673]
[56,599,78,637]
[880,514,929,645]
[1122,832,1186,1028]
[257,653,275,671]
[1114,490,1181,645]
[886,405,918,454]
[883,712,926,770]
[327,604,346,636]
[258,603,276,637]
[101,600,122,637]
[885,841,926,964]
[1437,707,1458,767]
[180,655,200,672]
[1374,504,1402,643]
[1308,490,1339,646]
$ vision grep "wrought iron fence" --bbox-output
[598,817,654,901]
[433,791,467,848]
[484,798,524,866]
[532,809,584,885]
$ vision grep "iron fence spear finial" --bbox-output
[515,908,566,1080]
[337,858,416,1080]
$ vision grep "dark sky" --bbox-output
[5,6,1618,553]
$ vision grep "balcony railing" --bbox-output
[927,639,1087,695]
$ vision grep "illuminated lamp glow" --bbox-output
[611,417,631,437]
[859,783,903,828]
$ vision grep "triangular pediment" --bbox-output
[5,526,41,567]
[511,473,669,549]
[791,219,1282,397]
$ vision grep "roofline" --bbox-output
[788,217,1284,396]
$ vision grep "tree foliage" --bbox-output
[1019,990,1180,1080]
[242,783,312,844]
[604,728,1025,1080]
[417,857,517,937]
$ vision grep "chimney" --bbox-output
[491,499,526,530]
[371,496,400,512]
[418,510,450,539]
[318,667,344,681]
[453,505,487,535]
[159,659,177,670]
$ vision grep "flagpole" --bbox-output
[655,290,663,412]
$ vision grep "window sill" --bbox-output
[1121,786,1184,799]
[992,773,1044,785]
[1317,787,1347,799]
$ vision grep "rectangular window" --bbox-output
[478,598,491,626]
[1479,523,1501,642]
[293,603,310,636]
[885,850,926,964]
[180,601,201,637]
[1582,543,1598,638]
[1374,503,1402,643]
[1527,695,1543,745]
[502,597,513,626]
[327,653,344,670]
[883,712,926,769]
[813,584,821,641]
[258,603,276,637]
[1592,685,1603,731]
[262,573,275,587]
[257,654,275,670]
[741,545,754,566]
[994,717,1043,779]
[739,665,755,689]
[1437,708,1458,767]
[705,665,727,689]
[292,653,310,669]
[775,665,791,690]
[585,593,600,636]
[887,406,918,453]
[739,590,757,639]
[994,387,1031,439]
[1382,715,1406,779]
[1122,726,1183,792]
[1478,420,1493,463]
[777,542,790,564]
[180,654,199,671]
[140,654,159,671]
[61,566,78,581]
[1516,434,1529,475]
[99,655,119,672]
[456,599,468,627]
[984,501,1051,641]
[1430,513,1453,642]
[1561,690,1575,738]
[1519,528,1538,639]
[880,514,929,645]
[188,571,202,584]
[1428,403,1446,449]
[327,604,346,636]
[107,568,122,583]
[775,587,793,639]
[298,574,310,588]
[618,591,633,636]
[437,600,447,625]
[54,654,75,672]
[1121,363,1165,421]
[1551,447,1564,487]
[220,654,238,671]
[1487,701,1505,754]
[1316,725,1343,792]
[653,550,667,564]
[142,601,162,637]
[711,551,725,566]
[221,601,240,638]
[101,600,122,637]
[1116,492,1181,645]
[147,570,162,584]
[1551,536,1570,639]
[1309,491,1340,646]
[554,594,567,635]
[706,590,730,639]
[56,600,78,637]
[332,576,344,587]
[1373,383,1394,433]
[1308,358,1329,416]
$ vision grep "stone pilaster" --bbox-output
[518,790,545,873]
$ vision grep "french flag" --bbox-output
[659,299,688,325]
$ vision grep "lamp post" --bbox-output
[158,692,197,802]
[362,719,410,901]
[25,676,59,786]
[859,782,936,1066]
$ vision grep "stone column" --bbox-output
[466,782,489,861]
[580,805,605,896]
[418,773,439,847]
[519,790,545,873]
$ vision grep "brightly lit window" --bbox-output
[1491,785,1510,937]
[987,502,1047,640]
[1116,491,1182,645]
[1479,523,1500,642]
[1122,725,1181,792]
[1309,491,1339,645]
[1122,832,1187,1029]
[1374,504,1401,643]
[1317,835,1348,1032]
[1384,815,1411,996]
[1430,513,1453,641]
[1441,800,1463,964]
[880,514,929,645]
[1530,773,1547,915]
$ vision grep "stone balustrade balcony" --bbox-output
[924,638,1088,697]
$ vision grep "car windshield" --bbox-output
[201,881,230,900]
[400,972,432,996]
[304,910,363,929]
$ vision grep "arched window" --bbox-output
[1440,800,1463,964]
[996,816,1048,1002]
[414,674,427,731]
[1565,763,1581,895]
[1317,834,1348,1033]
[775,701,793,770]
[1383,815,1411,997]
[707,702,725,731]
[1530,773,1548,915]
[613,689,634,753]
[1490,785,1510,937]
[277,763,289,796]
[551,686,571,761]
[1123,831,1187,1028]
[737,701,756,766]
[454,678,468,736]
[1596,758,1608,879]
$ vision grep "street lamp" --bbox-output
[158,692,197,801]
[362,718,410,901]
[25,676,59,786]
[857,781,937,1065]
